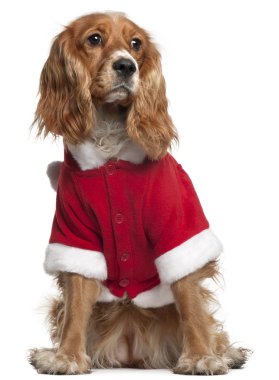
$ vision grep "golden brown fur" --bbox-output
[35,12,177,160]
[30,261,249,374]
[29,12,250,375]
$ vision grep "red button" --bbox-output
[119,279,130,287]
[120,253,130,262]
[106,164,115,175]
[115,213,124,224]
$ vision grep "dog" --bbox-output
[29,12,250,375]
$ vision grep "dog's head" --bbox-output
[35,12,177,160]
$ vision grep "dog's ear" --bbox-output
[34,29,95,143]
[126,45,178,160]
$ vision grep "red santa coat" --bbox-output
[44,151,222,308]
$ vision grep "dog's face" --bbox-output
[35,12,177,160]
[63,13,154,106]
[76,13,145,105]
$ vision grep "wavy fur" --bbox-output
[30,12,250,375]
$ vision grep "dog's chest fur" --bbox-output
[67,107,146,170]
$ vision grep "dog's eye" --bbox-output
[131,38,142,51]
[88,33,102,46]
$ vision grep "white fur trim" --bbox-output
[96,283,174,308]
[67,139,145,171]
[116,140,146,164]
[133,283,174,308]
[155,229,223,284]
[98,285,120,303]
[46,161,62,191]
[67,140,107,170]
[44,243,107,280]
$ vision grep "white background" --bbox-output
[0,0,278,378]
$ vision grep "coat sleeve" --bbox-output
[44,166,107,280]
[147,157,223,284]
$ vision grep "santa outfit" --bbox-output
[44,151,222,308]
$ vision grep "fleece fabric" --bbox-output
[44,151,222,304]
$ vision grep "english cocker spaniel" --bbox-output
[29,12,250,375]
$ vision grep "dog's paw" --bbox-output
[29,347,91,375]
[223,347,252,369]
[173,354,229,375]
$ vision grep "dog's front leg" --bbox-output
[57,273,101,372]
[171,269,229,375]
[30,273,101,374]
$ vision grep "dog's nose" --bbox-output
[112,59,136,78]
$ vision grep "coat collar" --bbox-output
[66,138,146,171]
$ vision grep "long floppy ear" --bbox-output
[126,47,178,160]
[35,29,95,144]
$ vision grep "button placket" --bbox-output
[115,212,124,224]
[114,211,133,281]
[120,253,130,262]
[119,279,130,287]
[106,163,116,176]
[104,163,134,289]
